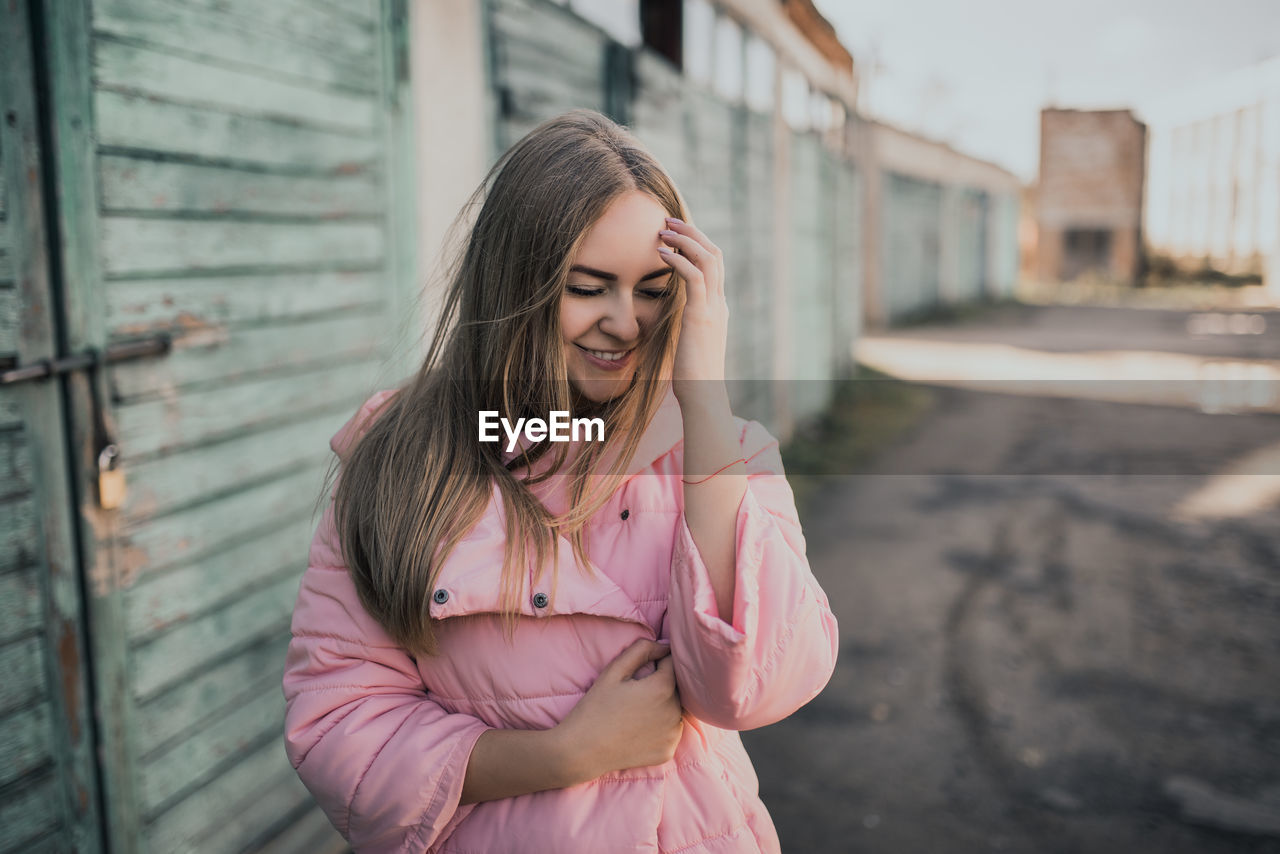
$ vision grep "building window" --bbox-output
[640,0,682,69]
[711,13,743,101]
[744,34,775,113]
[683,0,714,86]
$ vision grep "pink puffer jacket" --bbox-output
[282,388,839,853]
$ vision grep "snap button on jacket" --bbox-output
[282,389,840,853]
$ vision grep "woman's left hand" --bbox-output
[658,217,728,403]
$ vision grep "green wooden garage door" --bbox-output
[2,0,417,850]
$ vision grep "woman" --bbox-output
[283,109,838,853]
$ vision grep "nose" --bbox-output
[599,290,640,343]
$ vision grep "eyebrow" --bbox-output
[570,264,671,283]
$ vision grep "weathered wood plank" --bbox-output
[491,1,602,67]
[0,397,20,431]
[0,498,38,574]
[134,634,289,756]
[494,22,601,87]
[99,217,384,279]
[249,804,346,854]
[95,90,382,172]
[0,703,53,787]
[309,0,378,26]
[92,0,376,93]
[105,269,386,337]
[132,573,300,700]
[118,414,342,522]
[124,514,315,638]
[0,771,62,853]
[0,569,42,646]
[119,465,327,579]
[113,357,384,458]
[110,310,386,400]
[0,636,47,716]
[0,286,19,354]
[0,430,33,498]
[140,684,284,814]
[195,767,315,854]
[94,39,376,135]
[142,737,303,853]
[0,220,12,283]
[98,154,380,218]
[95,0,377,61]
[500,75,604,123]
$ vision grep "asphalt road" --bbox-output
[743,302,1280,854]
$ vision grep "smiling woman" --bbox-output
[282,110,838,854]
[560,190,678,403]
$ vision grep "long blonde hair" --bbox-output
[327,110,688,655]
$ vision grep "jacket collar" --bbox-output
[329,385,684,627]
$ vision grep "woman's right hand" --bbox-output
[554,639,684,782]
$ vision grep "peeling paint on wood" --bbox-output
[105,269,386,336]
[94,89,383,172]
[99,217,385,278]
[93,0,378,94]
[94,38,378,135]
[99,154,381,218]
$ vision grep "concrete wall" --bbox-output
[1142,55,1280,293]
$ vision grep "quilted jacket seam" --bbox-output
[405,724,484,853]
[290,698,362,768]
[346,704,416,840]
[662,820,752,854]
[742,595,816,709]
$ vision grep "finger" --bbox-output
[659,231,721,294]
[664,217,721,261]
[661,224,724,299]
[602,639,668,681]
[657,247,705,304]
[651,654,677,687]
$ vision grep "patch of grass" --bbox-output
[780,363,937,518]
[893,294,1023,328]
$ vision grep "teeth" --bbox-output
[586,348,628,361]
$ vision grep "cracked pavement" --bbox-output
[743,302,1280,854]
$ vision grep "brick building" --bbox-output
[1036,108,1147,284]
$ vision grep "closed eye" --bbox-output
[566,285,606,297]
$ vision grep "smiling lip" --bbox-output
[575,343,635,372]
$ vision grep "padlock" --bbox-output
[97,444,127,510]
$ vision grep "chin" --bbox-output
[570,376,635,405]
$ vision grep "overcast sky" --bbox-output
[812,0,1280,182]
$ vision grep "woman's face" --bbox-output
[561,190,674,403]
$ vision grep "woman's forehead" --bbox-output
[575,192,668,267]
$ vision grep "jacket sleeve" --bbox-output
[667,419,839,731]
[283,499,492,853]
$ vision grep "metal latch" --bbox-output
[2,334,170,511]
